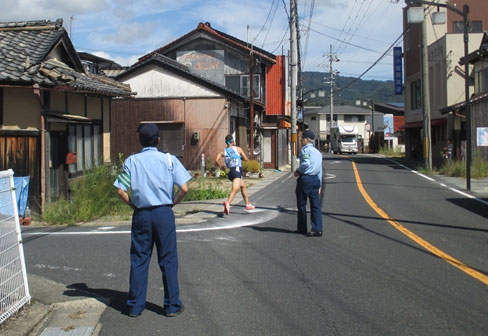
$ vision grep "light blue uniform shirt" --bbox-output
[113,147,191,208]
[297,143,323,183]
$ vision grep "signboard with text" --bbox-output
[393,47,403,95]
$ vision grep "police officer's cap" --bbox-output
[302,130,315,140]
[138,123,159,142]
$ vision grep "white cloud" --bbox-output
[0,0,406,80]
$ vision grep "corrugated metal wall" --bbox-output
[265,55,285,116]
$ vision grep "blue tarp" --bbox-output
[14,177,30,217]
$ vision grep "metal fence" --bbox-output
[0,169,31,324]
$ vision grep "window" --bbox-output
[225,74,261,99]
[311,116,316,121]
[156,123,184,157]
[344,115,365,122]
[453,20,482,33]
[0,88,3,125]
[68,123,102,173]
[240,74,260,99]
[410,80,421,110]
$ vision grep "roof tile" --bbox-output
[0,19,132,97]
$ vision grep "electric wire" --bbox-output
[336,0,375,56]
[251,0,276,46]
[262,0,280,48]
[338,24,410,92]
[333,0,359,52]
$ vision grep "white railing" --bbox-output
[0,169,31,324]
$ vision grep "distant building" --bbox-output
[402,0,488,166]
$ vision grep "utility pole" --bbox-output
[324,45,339,152]
[249,49,255,160]
[371,99,375,152]
[290,0,298,171]
[420,5,432,171]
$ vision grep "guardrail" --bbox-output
[0,169,31,324]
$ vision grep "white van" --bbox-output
[330,126,359,154]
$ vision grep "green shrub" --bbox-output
[379,145,404,158]
[184,178,228,201]
[472,152,488,179]
[438,152,488,178]
[42,160,132,225]
[242,159,260,173]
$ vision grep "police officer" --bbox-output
[114,123,191,317]
[293,129,323,237]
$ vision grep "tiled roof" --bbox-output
[0,19,132,97]
[138,22,276,65]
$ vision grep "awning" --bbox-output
[45,113,96,124]
[399,117,447,130]
[440,91,488,114]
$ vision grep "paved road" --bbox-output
[19,153,488,335]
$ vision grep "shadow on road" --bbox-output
[63,283,164,316]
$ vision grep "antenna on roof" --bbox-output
[70,16,75,39]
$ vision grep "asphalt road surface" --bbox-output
[21,153,488,335]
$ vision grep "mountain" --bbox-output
[300,71,404,106]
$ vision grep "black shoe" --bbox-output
[294,230,306,235]
[165,304,185,317]
[306,231,322,237]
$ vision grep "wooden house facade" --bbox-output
[0,19,132,213]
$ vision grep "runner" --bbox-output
[215,135,255,215]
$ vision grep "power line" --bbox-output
[262,0,280,48]
[336,0,375,55]
[333,0,359,52]
[338,24,410,92]
[303,24,386,55]
[252,0,276,46]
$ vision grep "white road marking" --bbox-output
[23,208,281,236]
[377,156,488,206]
[33,264,82,271]
[324,173,336,180]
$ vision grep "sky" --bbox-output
[2,0,406,81]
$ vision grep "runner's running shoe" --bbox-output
[245,204,256,211]
[223,201,230,215]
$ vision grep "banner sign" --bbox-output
[393,47,403,95]
[384,114,394,140]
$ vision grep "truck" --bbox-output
[330,126,359,154]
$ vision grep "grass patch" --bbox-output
[42,163,131,225]
[184,177,230,201]
[437,152,488,178]
[379,145,404,158]
[42,166,254,225]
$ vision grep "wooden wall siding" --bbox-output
[0,133,41,213]
[472,99,488,161]
[111,98,229,170]
[184,98,228,170]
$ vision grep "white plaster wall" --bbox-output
[123,66,220,98]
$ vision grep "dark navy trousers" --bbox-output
[295,174,323,233]
[128,205,182,315]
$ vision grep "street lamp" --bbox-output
[356,99,376,152]
[406,0,471,189]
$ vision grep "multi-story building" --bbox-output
[402,0,487,166]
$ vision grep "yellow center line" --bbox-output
[351,159,488,286]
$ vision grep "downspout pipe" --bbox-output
[32,84,45,213]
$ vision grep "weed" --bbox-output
[379,146,404,158]
[242,160,260,173]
